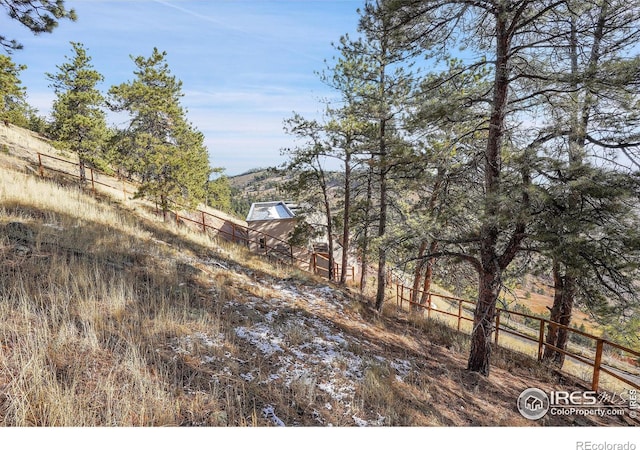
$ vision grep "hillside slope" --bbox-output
[0,126,636,427]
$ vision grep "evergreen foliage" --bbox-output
[47,42,109,176]
[107,48,211,213]
[205,172,232,213]
[0,0,76,52]
[0,53,30,126]
[279,0,640,376]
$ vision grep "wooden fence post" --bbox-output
[538,320,546,361]
[37,153,44,177]
[90,168,96,194]
[201,211,206,233]
[427,293,432,319]
[494,309,501,345]
[457,300,462,331]
[592,339,604,392]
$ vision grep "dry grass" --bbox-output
[0,140,638,427]
[0,170,226,425]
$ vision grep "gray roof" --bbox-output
[246,201,296,221]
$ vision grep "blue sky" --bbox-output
[5,0,364,176]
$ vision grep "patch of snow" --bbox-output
[352,415,368,427]
[234,325,284,356]
[262,405,285,426]
[173,255,409,425]
[318,381,356,402]
[240,372,255,382]
[391,359,412,381]
[316,286,335,296]
[259,373,280,384]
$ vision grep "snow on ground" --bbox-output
[169,258,416,426]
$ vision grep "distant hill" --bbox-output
[228,167,342,219]
[227,168,288,219]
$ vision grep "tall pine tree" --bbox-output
[47,41,108,180]
[108,48,211,214]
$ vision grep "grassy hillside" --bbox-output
[0,129,636,426]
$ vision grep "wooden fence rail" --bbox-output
[34,152,355,282]
[394,278,640,392]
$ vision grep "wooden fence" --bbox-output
[395,282,640,393]
[34,152,355,282]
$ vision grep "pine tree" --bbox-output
[1,0,76,52]
[47,41,108,180]
[108,48,211,214]
[386,0,640,375]
[0,53,29,126]
[350,1,416,309]
[319,35,379,285]
[282,114,337,281]
[205,170,232,213]
[523,0,640,366]
[385,0,564,375]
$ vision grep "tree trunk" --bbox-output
[160,194,168,222]
[543,260,563,362]
[467,11,510,376]
[467,260,501,376]
[415,173,444,310]
[374,181,387,310]
[543,10,601,367]
[374,151,388,310]
[79,158,87,183]
[374,31,388,312]
[410,240,428,312]
[321,181,334,281]
[553,281,575,367]
[543,261,576,367]
[359,160,374,293]
[420,240,438,306]
[340,151,352,284]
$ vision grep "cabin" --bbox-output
[245,201,298,260]
[245,200,357,281]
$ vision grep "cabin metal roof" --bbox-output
[246,201,296,221]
